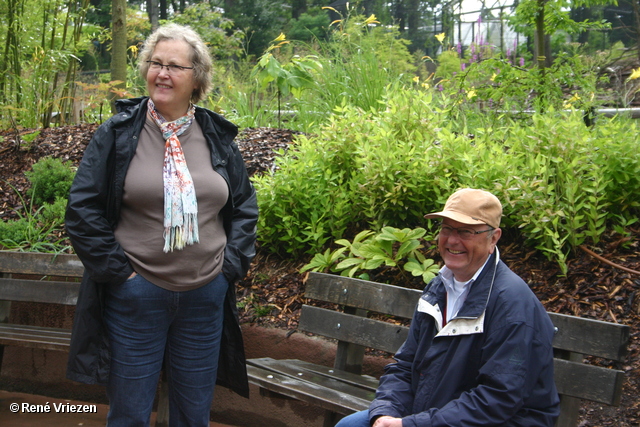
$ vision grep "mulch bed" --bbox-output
[0,124,638,426]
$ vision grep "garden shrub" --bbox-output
[25,156,75,205]
[254,84,640,274]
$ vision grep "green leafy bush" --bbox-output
[255,84,640,274]
[25,157,75,205]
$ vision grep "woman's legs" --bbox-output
[335,410,371,427]
[166,274,228,427]
[104,273,228,427]
[104,274,168,426]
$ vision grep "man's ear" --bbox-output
[489,228,502,252]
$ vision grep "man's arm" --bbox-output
[368,307,425,422]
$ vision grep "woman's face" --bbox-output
[146,39,197,121]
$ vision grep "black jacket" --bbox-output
[65,97,257,397]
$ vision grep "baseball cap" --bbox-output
[424,188,502,229]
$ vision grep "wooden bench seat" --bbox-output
[246,271,631,427]
[0,251,173,425]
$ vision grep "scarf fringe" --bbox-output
[163,213,200,253]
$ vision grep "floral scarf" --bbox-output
[148,99,199,252]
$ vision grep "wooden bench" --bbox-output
[0,251,170,426]
[246,271,631,427]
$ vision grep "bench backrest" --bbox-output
[299,272,630,426]
[0,252,83,322]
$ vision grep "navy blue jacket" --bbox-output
[65,97,257,397]
[369,251,560,426]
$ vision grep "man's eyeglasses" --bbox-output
[146,61,194,74]
[439,224,494,240]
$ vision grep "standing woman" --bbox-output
[65,23,258,426]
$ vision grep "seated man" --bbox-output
[336,188,559,427]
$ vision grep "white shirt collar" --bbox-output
[439,247,500,321]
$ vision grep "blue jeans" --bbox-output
[335,410,371,427]
[104,273,228,427]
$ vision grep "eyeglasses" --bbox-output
[146,61,194,74]
[439,224,494,240]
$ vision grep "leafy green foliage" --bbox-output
[0,185,70,253]
[171,3,244,63]
[25,157,75,205]
[287,10,331,42]
[301,227,440,285]
[256,83,640,274]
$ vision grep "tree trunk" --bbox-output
[394,0,406,33]
[534,0,547,69]
[147,0,159,30]
[407,0,420,42]
[160,0,168,20]
[291,0,307,19]
[632,0,640,61]
[110,0,127,115]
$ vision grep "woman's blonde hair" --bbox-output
[138,23,212,104]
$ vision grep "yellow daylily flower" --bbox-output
[273,33,286,42]
[627,67,640,82]
[467,89,477,99]
[490,73,497,82]
[363,14,380,25]
[563,93,580,108]
[413,76,420,83]
[435,33,446,43]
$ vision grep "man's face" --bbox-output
[438,218,501,281]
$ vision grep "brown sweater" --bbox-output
[114,114,228,291]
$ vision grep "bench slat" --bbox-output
[282,359,380,391]
[548,312,630,362]
[247,357,378,394]
[306,272,420,319]
[0,323,71,351]
[298,305,408,354]
[553,358,626,406]
[0,251,83,277]
[246,364,369,415]
[0,279,79,305]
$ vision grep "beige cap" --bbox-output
[424,188,502,228]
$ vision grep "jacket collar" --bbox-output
[455,248,499,319]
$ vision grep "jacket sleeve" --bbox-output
[221,141,258,284]
[65,123,133,284]
[369,307,424,421]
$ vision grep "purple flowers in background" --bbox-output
[452,14,526,72]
